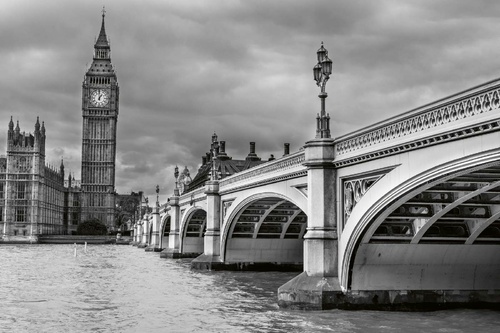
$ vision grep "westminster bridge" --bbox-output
[133,58,500,309]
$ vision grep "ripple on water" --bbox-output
[1,244,499,333]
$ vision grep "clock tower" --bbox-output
[81,10,119,229]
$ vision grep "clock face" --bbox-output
[90,89,110,107]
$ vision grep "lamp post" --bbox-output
[156,185,160,207]
[313,42,333,139]
[174,165,180,196]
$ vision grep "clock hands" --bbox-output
[91,89,108,106]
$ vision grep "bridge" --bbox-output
[132,47,500,309]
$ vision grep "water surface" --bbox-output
[0,244,498,332]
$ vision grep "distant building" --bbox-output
[0,11,140,242]
[181,132,266,194]
[0,118,66,240]
[80,11,119,229]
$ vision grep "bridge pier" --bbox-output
[132,218,143,246]
[145,207,162,252]
[278,138,344,309]
[137,215,148,248]
[160,193,183,258]
[191,180,224,269]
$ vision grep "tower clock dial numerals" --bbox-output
[90,89,110,107]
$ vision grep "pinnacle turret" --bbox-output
[95,7,109,49]
[35,116,40,134]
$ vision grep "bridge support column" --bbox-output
[133,222,140,246]
[278,138,344,310]
[131,224,137,245]
[192,180,223,270]
[138,215,149,248]
[160,193,183,258]
[145,207,162,252]
[135,222,142,246]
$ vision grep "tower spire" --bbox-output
[35,116,40,134]
[95,7,109,48]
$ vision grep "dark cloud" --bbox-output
[1,0,499,202]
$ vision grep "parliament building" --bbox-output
[0,12,140,242]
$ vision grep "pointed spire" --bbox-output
[41,121,46,136]
[35,116,40,133]
[60,157,65,178]
[15,120,20,134]
[95,7,109,48]
[9,116,14,130]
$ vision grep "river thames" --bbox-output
[0,244,498,332]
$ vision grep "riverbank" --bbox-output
[0,235,132,245]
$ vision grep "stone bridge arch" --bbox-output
[341,148,500,292]
[221,192,307,268]
[159,214,171,249]
[145,220,153,246]
[180,206,207,256]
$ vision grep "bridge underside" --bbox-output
[224,197,306,270]
[160,217,170,250]
[183,209,207,257]
[345,163,500,309]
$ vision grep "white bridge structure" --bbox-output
[133,60,500,309]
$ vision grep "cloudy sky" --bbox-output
[1,0,500,203]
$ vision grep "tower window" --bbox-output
[17,182,26,199]
[16,208,26,222]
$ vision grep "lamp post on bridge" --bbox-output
[313,42,333,139]
[156,185,160,207]
[278,42,341,310]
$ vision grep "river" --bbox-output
[0,244,498,332]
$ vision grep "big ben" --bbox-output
[80,10,119,229]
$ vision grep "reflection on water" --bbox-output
[0,244,499,333]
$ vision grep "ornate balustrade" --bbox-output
[334,78,500,167]
[218,150,307,194]
[179,186,206,206]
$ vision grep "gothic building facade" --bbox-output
[80,11,119,228]
[0,118,66,240]
[0,11,138,242]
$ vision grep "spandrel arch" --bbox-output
[342,151,500,292]
[221,193,307,266]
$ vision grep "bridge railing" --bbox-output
[179,186,206,205]
[218,150,307,194]
[333,77,500,166]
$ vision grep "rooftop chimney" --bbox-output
[246,142,261,161]
[218,140,230,160]
[283,143,290,156]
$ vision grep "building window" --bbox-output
[72,212,79,225]
[16,208,25,222]
[0,183,4,199]
[17,183,26,199]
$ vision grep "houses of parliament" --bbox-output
[0,12,140,241]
